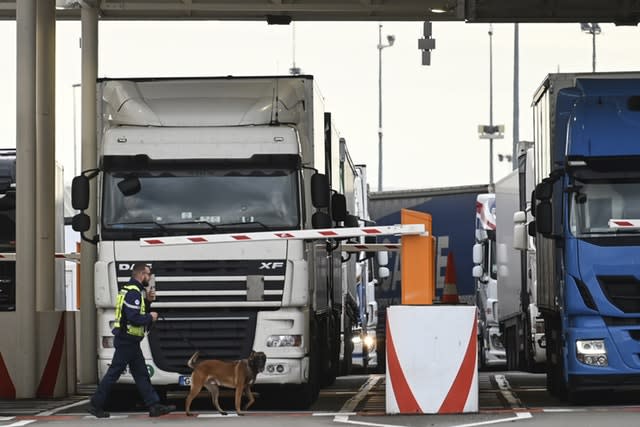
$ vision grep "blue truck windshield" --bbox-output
[569,180,640,236]
[102,168,299,233]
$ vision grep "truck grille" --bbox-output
[116,260,282,374]
[598,276,640,314]
[148,309,257,374]
[116,260,286,305]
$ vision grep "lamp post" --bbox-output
[580,23,601,73]
[377,24,395,192]
[477,24,504,190]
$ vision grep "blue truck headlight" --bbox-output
[266,335,301,347]
[576,339,608,367]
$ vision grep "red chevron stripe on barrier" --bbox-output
[37,316,65,398]
[0,353,16,399]
[438,317,477,413]
[386,316,421,413]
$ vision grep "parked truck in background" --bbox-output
[71,76,360,408]
[472,193,506,369]
[506,145,546,372]
[369,184,487,371]
[0,149,67,312]
[515,73,640,400]
[0,149,16,312]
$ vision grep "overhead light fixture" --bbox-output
[430,8,447,14]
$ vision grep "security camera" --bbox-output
[387,35,396,46]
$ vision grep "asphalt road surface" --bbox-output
[1,371,640,426]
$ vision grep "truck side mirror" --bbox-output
[331,193,347,222]
[513,210,527,250]
[377,250,389,267]
[117,176,141,196]
[345,214,359,228]
[535,200,553,236]
[71,175,90,210]
[535,181,553,201]
[72,212,90,232]
[312,211,332,229]
[513,223,527,251]
[311,173,330,208]
[530,190,537,217]
[472,265,483,278]
[378,266,390,279]
[472,243,483,264]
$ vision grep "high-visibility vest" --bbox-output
[114,284,147,337]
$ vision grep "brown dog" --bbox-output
[184,350,267,416]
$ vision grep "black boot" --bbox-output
[88,405,110,418]
[149,403,176,417]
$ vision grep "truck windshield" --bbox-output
[102,167,299,234]
[569,179,640,236]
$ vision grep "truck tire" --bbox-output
[478,337,487,371]
[544,315,568,400]
[340,315,353,376]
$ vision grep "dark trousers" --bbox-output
[91,334,160,409]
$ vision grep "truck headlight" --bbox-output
[576,339,608,367]
[363,335,375,350]
[351,335,362,344]
[266,335,301,347]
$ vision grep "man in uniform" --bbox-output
[89,263,175,418]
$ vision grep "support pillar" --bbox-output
[79,3,98,385]
[36,0,55,312]
[15,0,37,399]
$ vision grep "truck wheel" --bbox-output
[340,315,353,376]
[478,338,487,371]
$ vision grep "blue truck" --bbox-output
[368,184,488,371]
[524,73,640,400]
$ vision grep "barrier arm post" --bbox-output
[400,208,434,305]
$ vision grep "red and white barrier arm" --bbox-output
[139,224,426,247]
[0,252,81,263]
[609,219,640,229]
[341,243,401,252]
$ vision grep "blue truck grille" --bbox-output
[598,275,640,314]
[148,309,257,374]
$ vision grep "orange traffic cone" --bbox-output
[441,252,459,304]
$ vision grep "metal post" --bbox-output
[512,23,519,170]
[592,30,596,72]
[36,0,55,312]
[377,24,383,192]
[15,0,37,398]
[489,24,494,190]
[79,3,98,384]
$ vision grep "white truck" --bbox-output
[472,193,505,369]
[344,162,383,371]
[71,76,359,408]
[497,145,545,371]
